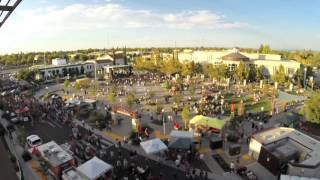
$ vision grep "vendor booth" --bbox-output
[77,156,113,180]
[168,131,193,149]
[140,138,168,155]
[189,115,225,133]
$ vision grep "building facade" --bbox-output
[178,48,301,77]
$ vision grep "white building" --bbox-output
[249,127,320,178]
[52,58,67,66]
[178,48,301,77]
[31,62,94,80]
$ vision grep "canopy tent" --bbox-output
[169,131,193,149]
[168,138,193,149]
[77,156,112,180]
[140,138,168,155]
[190,115,225,130]
[170,130,193,139]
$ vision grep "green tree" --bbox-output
[188,83,196,100]
[272,64,287,85]
[214,64,227,83]
[147,90,155,100]
[160,58,182,76]
[126,92,136,108]
[256,66,263,82]
[181,61,196,77]
[259,44,271,54]
[301,91,320,124]
[247,66,257,82]
[64,80,70,89]
[181,106,190,129]
[74,81,81,91]
[172,92,183,105]
[107,85,117,104]
[16,69,37,81]
[235,61,248,83]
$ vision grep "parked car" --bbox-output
[26,135,42,148]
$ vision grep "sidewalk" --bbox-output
[0,110,40,180]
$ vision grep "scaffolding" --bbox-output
[0,0,22,28]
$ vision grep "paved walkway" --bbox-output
[0,110,40,180]
[0,136,18,180]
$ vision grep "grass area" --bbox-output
[225,94,252,104]
[245,98,272,113]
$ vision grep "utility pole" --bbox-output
[44,52,47,81]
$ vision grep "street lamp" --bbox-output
[162,109,165,135]
[304,67,307,89]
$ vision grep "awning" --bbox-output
[140,138,168,155]
[190,115,225,130]
[77,156,112,180]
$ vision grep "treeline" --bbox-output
[1,46,320,67]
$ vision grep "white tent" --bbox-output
[77,156,112,180]
[140,138,168,155]
[170,130,193,139]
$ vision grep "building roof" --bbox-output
[222,52,250,61]
[37,141,74,167]
[31,62,92,70]
[62,167,89,180]
[252,127,320,167]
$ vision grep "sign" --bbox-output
[231,103,235,113]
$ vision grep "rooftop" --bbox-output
[252,127,320,167]
[221,52,250,61]
[37,141,74,167]
[62,167,88,180]
[31,61,92,70]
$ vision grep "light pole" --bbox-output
[162,109,165,135]
[304,67,307,89]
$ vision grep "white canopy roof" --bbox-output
[170,130,193,139]
[77,156,112,180]
[280,175,320,180]
[140,138,168,155]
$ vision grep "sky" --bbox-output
[0,0,320,54]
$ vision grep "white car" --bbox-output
[26,135,42,148]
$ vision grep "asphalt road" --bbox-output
[23,120,72,145]
[0,137,18,180]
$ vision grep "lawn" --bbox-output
[245,98,272,113]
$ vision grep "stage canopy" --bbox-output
[140,138,167,155]
[190,115,225,130]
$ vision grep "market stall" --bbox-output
[168,131,193,149]
[140,138,168,155]
[77,156,113,180]
[189,115,226,133]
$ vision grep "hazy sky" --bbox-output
[0,0,320,54]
